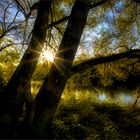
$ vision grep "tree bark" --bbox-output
[30,0,92,127]
[0,0,52,128]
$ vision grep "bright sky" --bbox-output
[2,0,139,62]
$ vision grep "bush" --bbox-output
[54,98,140,140]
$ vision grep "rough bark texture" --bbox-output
[31,0,92,126]
[0,0,52,128]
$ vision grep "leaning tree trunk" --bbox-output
[0,0,52,129]
[30,0,92,127]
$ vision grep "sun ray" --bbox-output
[54,56,71,63]
[53,61,62,72]
[55,47,72,54]
[28,48,41,54]
[38,47,73,72]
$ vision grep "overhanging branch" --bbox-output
[70,49,140,77]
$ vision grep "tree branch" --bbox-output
[0,42,23,52]
[70,49,140,77]
[47,0,108,29]
[48,16,69,28]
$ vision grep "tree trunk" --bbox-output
[0,0,52,129]
[31,0,92,127]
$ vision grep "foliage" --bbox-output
[70,56,140,93]
[0,0,140,138]
[0,45,20,82]
[51,98,140,140]
[15,94,140,139]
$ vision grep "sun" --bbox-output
[42,50,54,62]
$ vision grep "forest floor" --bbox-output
[29,97,140,140]
[0,95,140,139]
[1,81,140,139]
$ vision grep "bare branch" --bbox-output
[0,42,23,52]
[3,3,10,31]
[7,10,20,29]
[48,16,69,29]
[47,0,108,29]
[14,0,27,17]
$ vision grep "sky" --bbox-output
[1,0,139,62]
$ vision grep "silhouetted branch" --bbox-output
[47,0,108,29]
[48,16,69,28]
[70,49,140,77]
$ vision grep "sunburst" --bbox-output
[42,50,54,62]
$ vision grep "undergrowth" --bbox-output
[31,97,140,139]
[0,93,140,139]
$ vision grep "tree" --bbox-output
[26,0,92,127]
[1,0,140,137]
[71,49,140,77]
[30,0,139,125]
[0,0,52,129]
[0,0,109,129]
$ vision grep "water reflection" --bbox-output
[97,91,140,106]
[72,89,140,106]
[98,93,107,101]
[118,93,134,104]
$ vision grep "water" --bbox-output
[72,89,140,107]
[31,81,140,107]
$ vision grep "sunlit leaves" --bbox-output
[0,44,20,81]
[115,2,135,32]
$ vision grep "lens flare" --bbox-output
[43,50,54,62]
